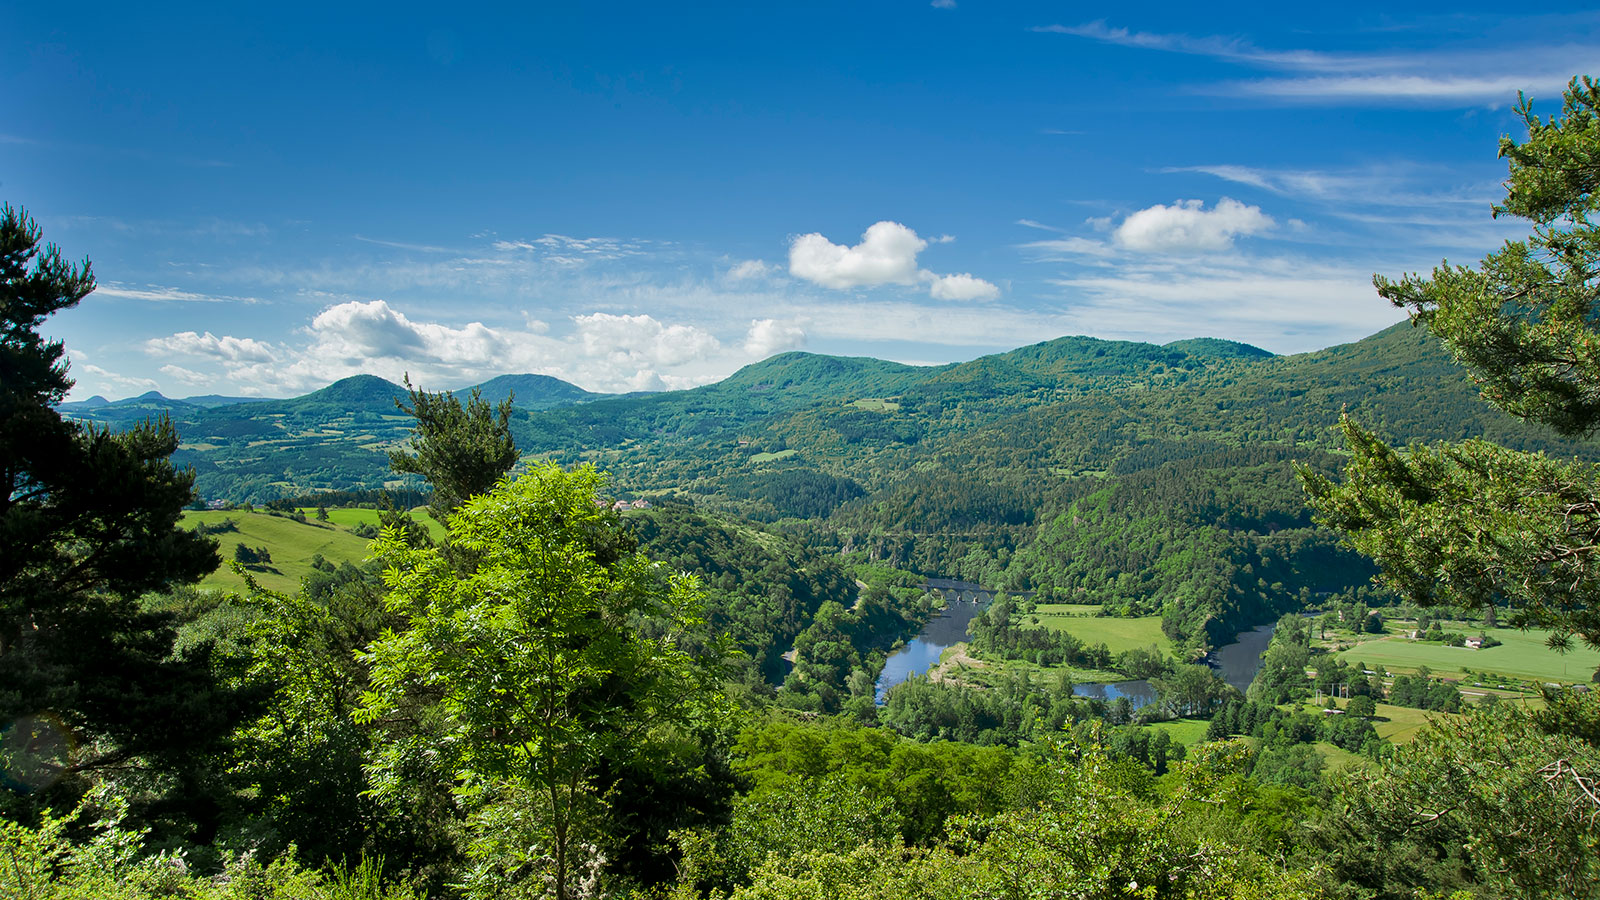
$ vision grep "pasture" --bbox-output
[294,506,446,539]
[1032,604,1174,655]
[1333,628,1600,683]
[180,510,375,594]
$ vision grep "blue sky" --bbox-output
[6,2,1598,399]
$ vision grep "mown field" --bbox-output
[1032,604,1174,655]
[293,506,445,539]
[1334,628,1600,683]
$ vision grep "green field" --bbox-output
[1033,604,1174,655]
[180,510,377,593]
[1146,717,1209,747]
[293,506,445,539]
[1334,628,1600,683]
[749,449,798,463]
[849,398,901,411]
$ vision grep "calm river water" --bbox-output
[874,588,1277,707]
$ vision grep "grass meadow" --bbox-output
[1333,628,1600,683]
[1032,604,1174,655]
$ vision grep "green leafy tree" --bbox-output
[359,463,729,900]
[1346,695,1377,718]
[1302,78,1600,654]
[0,204,226,814]
[388,376,517,523]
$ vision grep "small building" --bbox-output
[631,499,651,509]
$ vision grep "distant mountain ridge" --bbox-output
[60,371,609,419]
[66,324,1595,513]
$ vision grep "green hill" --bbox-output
[469,373,607,409]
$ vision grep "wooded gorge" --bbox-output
[10,80,1600,900]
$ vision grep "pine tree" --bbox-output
[0,204,229,811]
[388,375,518,524]
[1302,78,1600,654]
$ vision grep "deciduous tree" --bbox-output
[359,463,728,900]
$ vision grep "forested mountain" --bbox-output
[93,322,1600,651]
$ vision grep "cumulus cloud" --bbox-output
[1113,198,1274,253]
[790,221,927,289]
[790,220,1000,300]
[572,313,720,368]
[309,300,505,366]
[927,273,1000,301]
[145,331,278,363]
[744,319,807,358]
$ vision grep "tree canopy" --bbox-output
[359,463,729,900]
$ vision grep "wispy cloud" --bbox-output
[1035,19,1599,105]
[353,235,458,253]
[94,282,262,304]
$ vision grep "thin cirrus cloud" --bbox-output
[94,282,260,304]
[1036,20,1598,105]
[788,220,1000,301]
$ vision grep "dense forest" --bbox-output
[12,80,1600,899]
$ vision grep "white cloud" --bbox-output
[572,312,720,368]
[306,300,506,367]
[931,0,956,8]
[95,282,259,304]
[1020,237,1116,259]
[744,319,807,357]
[790,221,927,289]
[789,220,1000,300]
[309,300,431,359]
[145,331,278,363]
[159,364,210,385]
[79,364,158,393]
[926,272,1001,301]
[1113,198,1274,253]
[1048,253,1405,351]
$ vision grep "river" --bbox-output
[873,585,993,704]
[874,588,1277,707]
[1207,623,1276,693]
